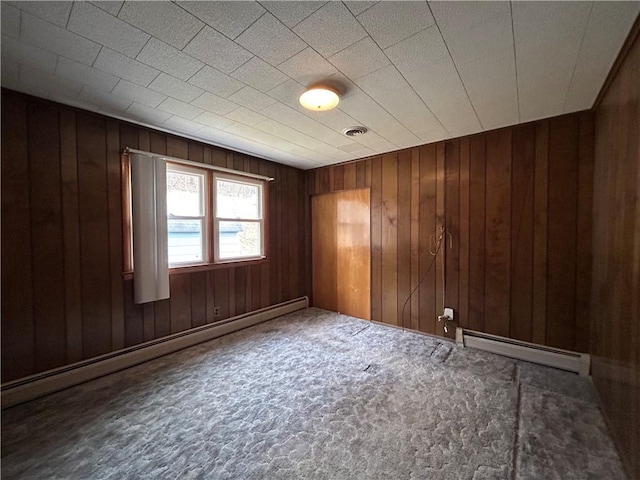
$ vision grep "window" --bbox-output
[124,153,269,275]
[163,163,267,269]
[214,174,264,262]
[166,164,207,267]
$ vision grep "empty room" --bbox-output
[1,1,639,478]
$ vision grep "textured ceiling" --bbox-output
[2,1,638,169]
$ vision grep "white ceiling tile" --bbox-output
[443,13,513,66]
[328,37,389,80]
[191,92,238,115]
[293,1,367,57]
[225,107,266,127]
[126,102,172,124]
[118,1,204,50]
[8,1,73,27]
[355,64,409,98]
[194,111,235,130]
[267,79,306,110]
[56,57,119,92]
[183,27,254,74]
[89,2,123,16]
[303,107,360,134]
[227,86,276,111]
[162,116,205,135]
[564,1,640,112]
[67,2,149,58]
[351,130,397,152]
[149,73,204,103]
[1,35,58,74]
[236,13,306,66]
[189,66,245,98]
[261,102,354,147]
[20,12,101,66]
[324,72,361,99]
[261,1,326,29]
[277,47,338,87]
[384,26,448,74]
[513,2,592,47]
[230,57,288,92]
[112,79,167,107]
[79,85,132,112]
[224,122,288,149]
[357,1,434,49]
[177,1,266,39]
[1,57,20,86]
[20,64,83,100]
[136,38,204,81]
[344,2,377,17]
[254,118,328,151]
[157,97,204,120]
[403,56,465,109]
[429,1,510,38]
[1,3,20,38]
[375,86,445,138]
[94,48,160,87]
[337,91,416,145]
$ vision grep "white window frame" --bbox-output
[166,162,208,267]
[213,172,265,263]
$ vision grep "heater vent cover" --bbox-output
[342,126,368,137]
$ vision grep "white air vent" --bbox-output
[342,126,368,137]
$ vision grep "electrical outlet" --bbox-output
[444,308,454,320]
[213,306,221,316]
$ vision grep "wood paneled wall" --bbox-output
[591,19,640,480]
[1,89,307,382]
[308,112,594,351]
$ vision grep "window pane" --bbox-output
[218,221,261,259]
[216,180,260,219]
[167,169,204,217]
[168,219,204,265]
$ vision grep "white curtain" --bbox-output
[130,153,170,304]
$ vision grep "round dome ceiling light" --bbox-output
[342,126,368,137]
[299,86,340,111]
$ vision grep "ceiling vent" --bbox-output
[342,126,368,137]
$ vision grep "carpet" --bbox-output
[1,308,625,479]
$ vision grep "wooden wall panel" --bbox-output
[591,20,640,480]
[381,154,399,326]
[1,92,34,380]
[77,114,113,359]
[510,125,535,342]
[547,116,579,350]
[468,135,486,333]
[307,111,594,351]
[1,90,308,383]
[29,103,67,371]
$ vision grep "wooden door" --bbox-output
[312,188,370,320]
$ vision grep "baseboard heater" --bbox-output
[455,328,590,377]
[1,297,308,409]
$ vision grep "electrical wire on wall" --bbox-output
[400,225,452,334]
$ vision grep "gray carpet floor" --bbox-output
[1,308,626,479]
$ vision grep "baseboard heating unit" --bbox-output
[456,328,590,377]
[1,297,308,409]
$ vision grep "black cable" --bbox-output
[399,242,441,333]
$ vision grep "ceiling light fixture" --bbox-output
[299,86,340,111]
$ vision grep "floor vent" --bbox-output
[2,297,308,408]
[456,328,590,376]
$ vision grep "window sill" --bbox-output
[122,257,269,280]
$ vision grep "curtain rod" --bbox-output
[123,147,274,182]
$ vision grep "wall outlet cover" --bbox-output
[444,308,454,320]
